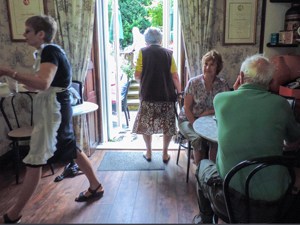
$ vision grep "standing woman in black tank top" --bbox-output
[0,15,103,223]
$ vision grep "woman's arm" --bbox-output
[184,94,196,124]
[0,63,57,91]
[134,71,141,83]
[172,72,181,94]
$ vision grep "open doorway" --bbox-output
[95,0,182,148]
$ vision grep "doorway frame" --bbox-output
[95,0,183,144]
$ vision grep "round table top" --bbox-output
[193,115,218,143]
[72,101,98,116]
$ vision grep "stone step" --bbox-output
[127,90,139,99]
[128,99,139,111]
[127,80,139,111]
[129,82,139,91]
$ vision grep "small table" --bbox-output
[54,101,99,182]
[193,115,218,161]
[193,115,218,143]
[72,101,98,117]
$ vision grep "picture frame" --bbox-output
[7,0,45,41]
[224,0,258,45]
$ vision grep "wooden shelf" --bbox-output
[267,43,298,47]
[270,0,291,2]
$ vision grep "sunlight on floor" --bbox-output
[97,110,179,150]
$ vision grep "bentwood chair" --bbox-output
[70,80,83,105]
[174,92,193,183]
[221,155,298,223]
[121,81,131,127]
[0,92,54,184]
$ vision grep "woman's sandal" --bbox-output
[143,153,151,162]
[3,214,22,224]
[75,184,104,202]
[163,154,171,164]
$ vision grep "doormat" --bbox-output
[97,151,165,171]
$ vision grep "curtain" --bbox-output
[177,0,216,78]
[53,0,96,156]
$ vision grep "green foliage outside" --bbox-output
[121,63,135,81]
[108,0,164,79]
[147,1,163,28]
[109,0,163,49]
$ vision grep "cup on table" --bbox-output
[5,76,18,93]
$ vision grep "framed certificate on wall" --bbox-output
[7,0,45,41]
[224,0,258,44]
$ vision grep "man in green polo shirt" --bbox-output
[193,54,300,223]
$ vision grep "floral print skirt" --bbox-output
[132,101,176,136]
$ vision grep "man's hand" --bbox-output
[233,73,244,90]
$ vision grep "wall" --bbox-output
[212,1,262,86]
[0,3,35,156]
[264,1,300,58]
[213,1,299,86]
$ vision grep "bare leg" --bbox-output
[163,134,172,160]
[74,150,102,192]
[3,167,42,222]
[208,143,218,162]
[143,134,152,158]
[193,150,206,166]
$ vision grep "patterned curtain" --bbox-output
[53,0,96,156]
[177,0,216,78]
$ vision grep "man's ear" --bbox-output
[37,30,45,40]
[239,72,245,84]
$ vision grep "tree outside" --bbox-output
[109,0,163,49]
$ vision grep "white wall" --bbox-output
[264,1,300,58]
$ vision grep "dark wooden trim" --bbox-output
[270,0,291,2]
[259,0,267,53]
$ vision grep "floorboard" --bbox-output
[0,149,199,224]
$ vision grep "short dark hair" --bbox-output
[25,15,57,43]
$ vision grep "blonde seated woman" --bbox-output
[178,49,230,165]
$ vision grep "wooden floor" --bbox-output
[0,149,199,224]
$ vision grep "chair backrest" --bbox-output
[223,155,296,223]
[70,80,83,105]
[174,91,184,119]
[121,81,131,111]
[0,92,35,131]
[285,96,296,114]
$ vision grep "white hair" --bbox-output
[240,54,275,88]
[144,27,162,45]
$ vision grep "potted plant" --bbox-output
[121,62,135,82]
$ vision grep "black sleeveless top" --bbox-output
[139,45,177,102]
